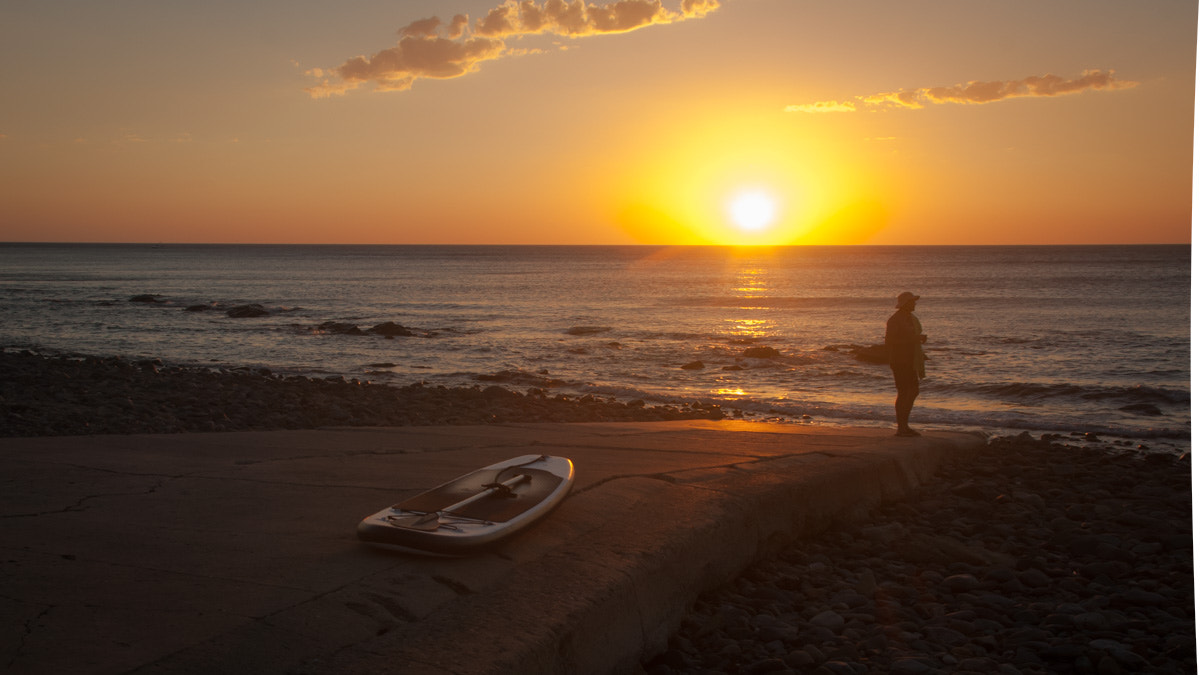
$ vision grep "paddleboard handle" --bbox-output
[440,473,531,515]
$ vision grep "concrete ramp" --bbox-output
[0,420,983,674]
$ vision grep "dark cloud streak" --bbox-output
[787,69,1137,113]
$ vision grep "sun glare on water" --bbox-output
[728,190,777,233]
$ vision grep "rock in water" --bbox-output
[742,346,781,359]
[318,321,365,335]
[226,304,269,318]
[849,344,889,364]
[368,321,413,337]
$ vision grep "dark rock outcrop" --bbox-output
[226,304,269,318]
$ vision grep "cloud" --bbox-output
[306,0,719,98]
[475,0,676,37]
[400,17,443,38]
[448,14,470,39]
[786,69,1137,113]
[680,0,720,17]
[784,101,857,114]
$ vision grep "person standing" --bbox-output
[885,291,926,436]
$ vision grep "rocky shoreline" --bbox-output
[0,349,723,437]
[645,436,1194,674]
[3,349,1193,673]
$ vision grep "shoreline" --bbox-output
[1,346,1192,671]
[1,349,1186,458]
[0,349,727,438]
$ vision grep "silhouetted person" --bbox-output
[885,291,926,436]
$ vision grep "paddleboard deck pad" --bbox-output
[357,454,574,554]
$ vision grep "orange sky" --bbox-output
[0,0,1194,245]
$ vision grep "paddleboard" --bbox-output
[357,454,574,554]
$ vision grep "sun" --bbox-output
[727,190,777,232]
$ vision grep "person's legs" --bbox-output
[892,368,920,435]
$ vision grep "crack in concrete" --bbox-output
[362,591,421,622]
[7,603,52,670]
[229,439,545,467]
[568,451,830,498]
[431,575,473,596]
[1,477,171,518]
[0,545,316,599]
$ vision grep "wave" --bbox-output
[935,381,1190,406]
[667,296,882,309]
[564,381,1189,441]
[473,369,569,389]
[564,325,613,336]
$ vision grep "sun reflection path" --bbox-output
[713,263,777,404]
[724,266,774,340]
[725,317,769,340]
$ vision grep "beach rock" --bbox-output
[745,658,788,674]
[226,304,269,318]
[681,361,705,370]
[0,350,726,438]
[849,344,889,364]
[184,304,213,312]
[368,321,413,337]
[890,657,936,674]
[317,321,364,335]
[129,294,162,303]
[810,609,845,633]
[742,346,781,359]
[943,574,981,594]
[645,432,1195,675]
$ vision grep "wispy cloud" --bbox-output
[786,69,1137,113]
[306,0,720,98]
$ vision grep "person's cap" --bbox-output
[895,291,920,308]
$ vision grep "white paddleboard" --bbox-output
[357,454,574,554]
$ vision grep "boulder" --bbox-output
[226,304,269,318]
[681,361,705,370]
[318,321,365,336]
[368,321,414,337]
[742,346,780,359]
[129,294,161,303]
[849,344,890,365]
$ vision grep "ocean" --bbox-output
[0,244,1189,450]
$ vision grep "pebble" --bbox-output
[644,436,1195,674]
[0,349,724,437]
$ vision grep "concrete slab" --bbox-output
[0,420,983,674]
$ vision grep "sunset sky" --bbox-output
[1,0,1195,245]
